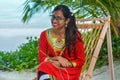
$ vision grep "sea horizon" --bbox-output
[0,0,51,52]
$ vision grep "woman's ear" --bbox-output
[66,18,70,24]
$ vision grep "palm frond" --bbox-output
[22,0,120,36]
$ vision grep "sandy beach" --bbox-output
[0,61,120,80]
[92,61,120,80]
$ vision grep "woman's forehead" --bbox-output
[53,10,64,17]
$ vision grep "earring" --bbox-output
[65,23,68,27]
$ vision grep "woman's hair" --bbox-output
[52,5,82,55]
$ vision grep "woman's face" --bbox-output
[51,10,68,30]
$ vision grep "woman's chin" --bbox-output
[53,26,58,30]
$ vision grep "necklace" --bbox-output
[47,29,65,56]
[49,29,65,49]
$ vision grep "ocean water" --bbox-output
[0,28,50,52]
[0,0,51,51]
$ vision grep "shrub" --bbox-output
[96,36,120,68]
[0,36,39,71]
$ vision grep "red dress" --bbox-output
[38,29,85,80]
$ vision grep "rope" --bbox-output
[77,18,107,79]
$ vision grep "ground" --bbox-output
[92,61,120,80]
[0,61,120,80]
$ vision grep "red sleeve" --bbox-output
[70,34,85,68]
[70,41,85,68]
[38,31,48,63]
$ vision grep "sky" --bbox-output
[0,0,51,51]
[0,0,51,28]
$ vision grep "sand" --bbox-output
[0,61,120,80]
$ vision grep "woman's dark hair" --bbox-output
[52,5,82,55]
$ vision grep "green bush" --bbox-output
[96,36,120,68]
[0,36,39,71]
[112,36,120,59]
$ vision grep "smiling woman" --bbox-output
[37,5,85,80]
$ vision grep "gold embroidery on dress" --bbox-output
[47,28,65,56]
[48,29,65,50]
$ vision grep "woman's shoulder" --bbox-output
[76,31,82,38]
[76,31,83,42]
[40,28,53,35]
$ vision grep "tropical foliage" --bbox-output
[0,37,39,71]
[22,0,120,36]
[96,36,120,67]
[1,0,120,71]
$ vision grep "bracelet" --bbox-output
[70,61,77,67]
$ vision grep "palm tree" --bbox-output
[22,0,120,36]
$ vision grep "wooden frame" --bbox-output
[76,17,115,80]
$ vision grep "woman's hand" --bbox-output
[47,58,60,68]
[52,56,72,68]
[47,56,72,68]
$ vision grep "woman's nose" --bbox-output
[51,18,58,23]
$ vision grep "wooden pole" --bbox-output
[107,21,115,80]
[85,18,109,80]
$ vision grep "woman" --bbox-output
[37,5,85,80]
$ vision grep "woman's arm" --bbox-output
[38,31,48,63]
[48,56,72,68]
[48,41,85,68]
[70,41,85,68]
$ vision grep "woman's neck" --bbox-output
[53,27,65,38]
